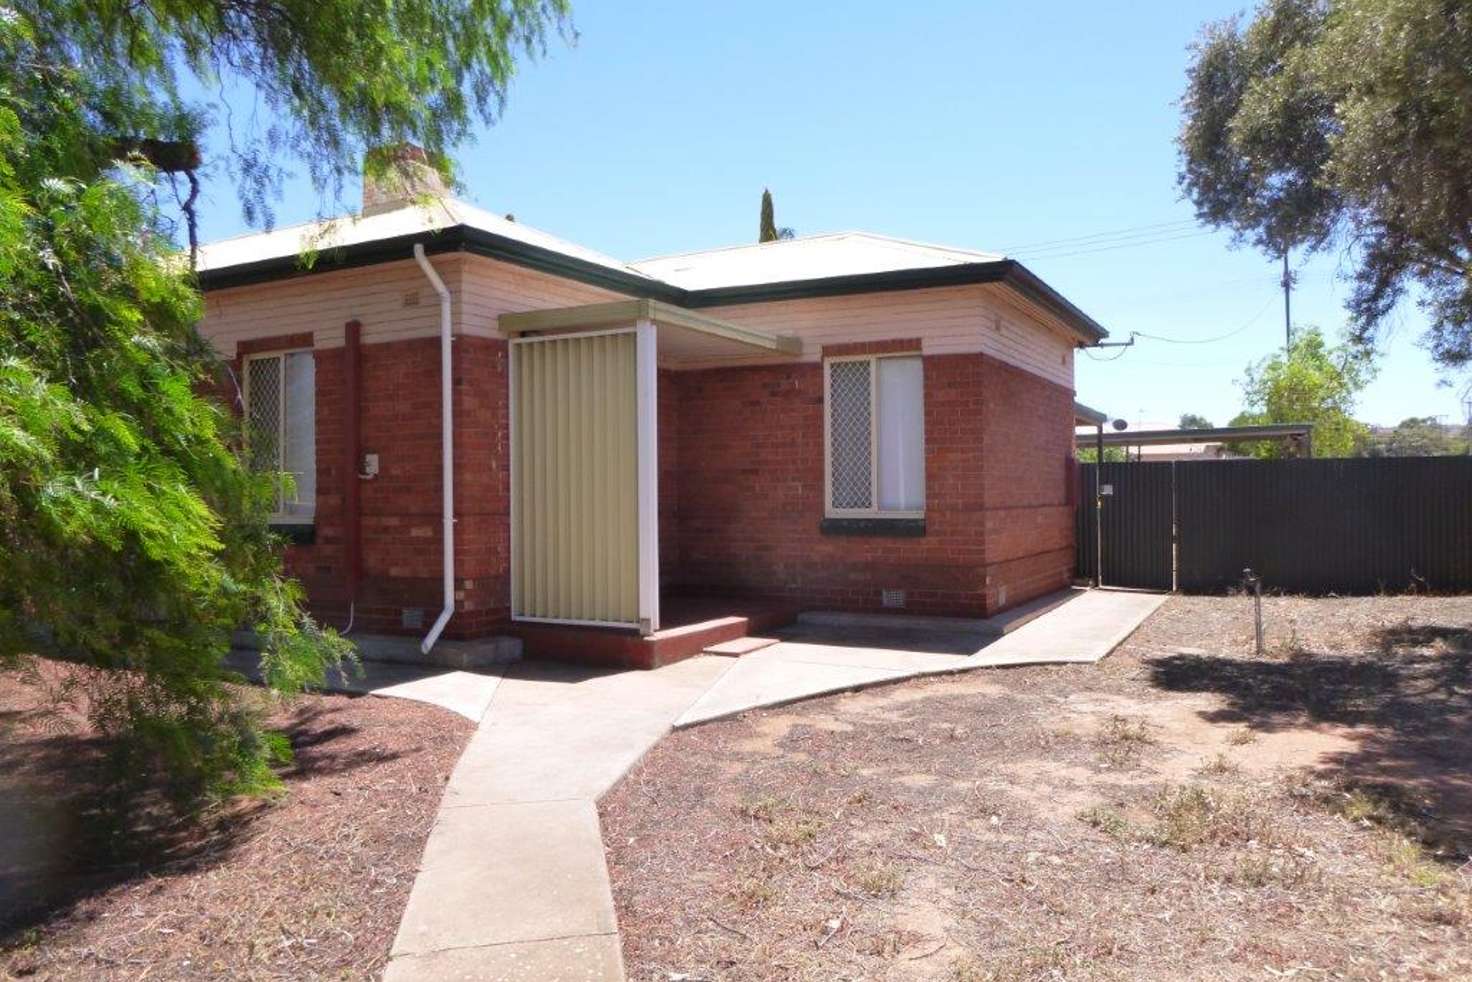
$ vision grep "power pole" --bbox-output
[1281,251,1293,352]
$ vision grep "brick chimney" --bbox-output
[362,144,449,216]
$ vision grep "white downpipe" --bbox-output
[414,244,455,654]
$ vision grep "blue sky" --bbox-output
[190,0,1470,428]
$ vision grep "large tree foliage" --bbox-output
[1360,417,1470,457]
[1178,0,1472,366]
[1230,326,1375,457]
[0,20,345,802]
[17,0,570,229]
[1,0,567,804]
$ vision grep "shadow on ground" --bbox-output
[1146,622,1472,860]
[0,697,394,940]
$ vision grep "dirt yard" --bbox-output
[0,661,471,981]
[601,595,1472,981]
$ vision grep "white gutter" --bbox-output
[413,244,455,654]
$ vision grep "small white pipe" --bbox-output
[414,244,455,654]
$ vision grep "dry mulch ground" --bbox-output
[601,595,1472,981]
[0,661,471,981]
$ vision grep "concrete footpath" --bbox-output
[379,588,1166,981]
[383,655,734,980]
[677,588,1168,726]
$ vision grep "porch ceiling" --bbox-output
[499,299,802,366]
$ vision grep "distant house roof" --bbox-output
[1137,442,1234,460]
[195,199,1108,343]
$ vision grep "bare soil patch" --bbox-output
[601,595,1472,980]
[0,660,471,980]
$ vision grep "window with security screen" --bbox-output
[825,355,925,517]
[244,350,316,522]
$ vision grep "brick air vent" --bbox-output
[881,589,906,609]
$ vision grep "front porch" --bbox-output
[499,299,804,668]
[504,593,801,670]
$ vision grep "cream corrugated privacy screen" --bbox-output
[511,331,640,626]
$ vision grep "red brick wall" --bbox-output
[658,369,682,587]
[449,335,512,634]
[257,333,1074,635]
[978,357,1078,610]
[661,352,1075,617]
[663,354,979,616]
[257,335,510,637]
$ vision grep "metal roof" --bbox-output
[630,232,1004,291]
[197,198,655,282]
[194,198,1109,343]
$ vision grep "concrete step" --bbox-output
[702,636,780,657]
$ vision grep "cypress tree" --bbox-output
[759,188,778,242]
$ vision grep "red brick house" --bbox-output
[198,175,1107,667]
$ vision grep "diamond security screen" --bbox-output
[828,359,873,510]
[245,352,315,519]
[245,356,282,475]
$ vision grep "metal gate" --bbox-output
[1075,461,1175,590]
[510,328,653,629]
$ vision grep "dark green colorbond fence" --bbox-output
[1077,457,1472,594]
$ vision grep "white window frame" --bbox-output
[823,352,926,519]
[242,347,317,524]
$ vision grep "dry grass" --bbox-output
[601,594,1472,980]
[1094,713,1156,769]
[0,663,471,980]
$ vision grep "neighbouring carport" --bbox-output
[500,299,801,638]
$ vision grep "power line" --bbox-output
[1011,224,1202,256]
[1013,228,1216,261]
[1000,218,1198,254]
[1082,344,1133,362]
[1080,293,1278,368]
[1134,296,1277,345]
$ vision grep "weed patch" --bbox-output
[1077,805,1132,840]
[1147,785,1285,851]
[850,861,903,898]
[1094,714,1155,769]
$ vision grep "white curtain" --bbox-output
[876,356,924,511]
[282,351,316,517]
